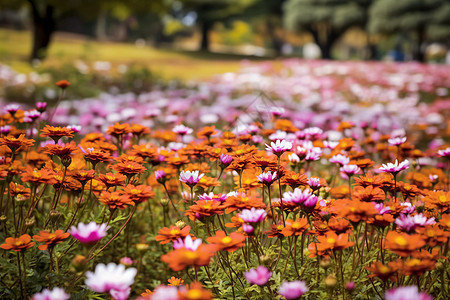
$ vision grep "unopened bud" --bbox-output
[136,243,149,253]
[25,217,35,226]
[320,258,331,268]
[71,255,87,272]
[175,220,186,229]
[160,199,169,206]
[0,215,7,223]
[260,255,271,265]
[61,155,72,168]
[324,274,337,287]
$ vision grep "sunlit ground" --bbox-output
[0,29,270,80]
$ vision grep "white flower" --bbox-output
[85,263,137,295]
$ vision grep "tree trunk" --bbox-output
[309,27,335,60]
[200,20,213,52]
[413,27,426,62]
[96,11,107,41]
[266,19,283,57]
[29,1,55,62]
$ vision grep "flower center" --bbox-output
[221,237,232,244]
[394,236,408,246]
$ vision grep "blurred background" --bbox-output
[0,0,450,102]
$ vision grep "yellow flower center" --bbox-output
[292,222,301,229]
[169,229,179,235]
[187,290,203,299]
[394,236,408,246]
[326,238,336,244]
[221,236,232,244]
[379,265,390,273]
[184,251,198,260]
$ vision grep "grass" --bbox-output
[0,29,269,80]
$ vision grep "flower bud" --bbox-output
[324,274,337,287]
[160,199,169,206]
[25,217,35,226]
[175,220,186,229]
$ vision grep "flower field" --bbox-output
[0,59,450,299]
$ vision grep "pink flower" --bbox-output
[388,136,407,146]
[120,257,134,266]
[307,177,321,190]
[179,170,204,187]
[278,280,308,299]
[245,266,272,285]
[257,171,277,185]
[379,160,410,175]
[219,153,233,166]
[32,287,70,300]
[283,188,314,205]
[36,101,47,112]
[68,222,109,244]
[172,124,193,135]
[385,286,433,300]
[5,104,19,114]
[329,154,350,166]
[151,285,179,300]
[340,164,361,178]
[239,208,267,223]
[437,147,450,158]
[85,263,137,298]
[265,140,292,156]
[395,214,436,232]
[173,235,202,251]
[154,170,167,183]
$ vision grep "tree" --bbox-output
[179,0,254,51]
[1,0,168,62]
[242,0,288,56]
[283,0,371,59]
[369,0,450,62]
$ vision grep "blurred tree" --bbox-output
[0,0,168,62]
[243,0,287,56]
[179,0,254,51]
[369,0,450,62]
[283,0,372,59]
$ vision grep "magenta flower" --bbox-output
[278,280,308,299]
[67,125,82,133]
[68,222,109,244]
[0,125,11,134]
[179,170,204,187]
[245,266,272,286]
[24,109,41,121]
[257,171,277,186]
[240,208,267,223]
[395,214,436,232]
[385,286,433,300]
[154,170,167,183]
[283,188,314,205]
[265,140,292,156]
[150,285,179,300]
[307,177,321,190]
[5,104,19,114]
[198,192,226,202]
[388,136,407,146]
[119,257,134,266]
[173,235,202,251]
[219,153,233,166]
[85,263,136,299]
[437,147,450,158]
[32,287,70,300]
[329,154,350,166]
[242,224,254,234]
[36,101,47,112]
[379,160,410,175]
[288,153,300,163]
[340,164,361,178]
[172,124,193,135]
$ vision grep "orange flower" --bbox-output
[415,225,449,247]
[185,200,224,221]
[130,124,150,137]
[55,79,70,89]
[223,193,265,213]
[9,182,31,198]
[401,258,436,276]
[365,261,401,282]
[98,172,126,189]
[110,161,146,176]
[106,123,131,137]
[122,184,154,204]
[98,191,134,210]
[206,230,246,252]
[328,218,352,234]
[21,167,58,185]
[423,190,450,210]
[33,230,70,250]
[161,244,216,271]
[265,223,285,238]
[178,282,212,300]
[168,276,184,287]
[282,171,308,188]
[281,218,309,237]
[155,225,192,245]
[331,199,378,223]
[0,134,34,152]
[315,231,354,252]
[384,231,426,257]
[40,125,74,142]
[1,234,35,252]
[197,126,218,139]
[352,185,385,202]
[71,169,95,185]
[354,174,385,188]
[396,182,423,199]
